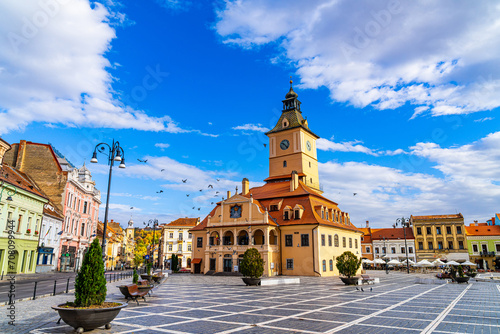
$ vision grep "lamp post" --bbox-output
[382,237,388,274]
[397,217,411,274]
[90,140,126,258]
[145,219,159,268]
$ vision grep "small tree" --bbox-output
[146,262,152,275]
[133,253,143,268]
[171,254,179,272]
[132,268,139,284]
[336,251,361,278]
[240,248,264,278]
[74,238,107,307]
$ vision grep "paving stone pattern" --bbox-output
[4,271,500,333]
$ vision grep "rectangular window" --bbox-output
[197,237,203,248]
[418,242,423,250]
[355,239,358,248]
[342,237,346,248]
[349,238,352,248]
[428,242,434,250]
[187,244,192,251]
[322,260,326,272]
[328,235,332,247]
[366,246,371,253]
[408,247,413,253]
[284,211,289,220]
[301,234,309,247]
[426,227,432,235]
[401,247,405,254]
[169,232,173,238]
[436,226,441,235]
[472,244,478,253]
[178,243,182,251]
[375,247,379,254]
[286,259,294,270]
[27,217,32,231]
[270,205,278,211]
[83,202,88,214]
[438,241,443,249]
[496,244,500,252]
[448,242,454,249]
[209,237,215,246]
[188,233,192,239]
[223,236,231,245]
[168,244,172,251]
[81,223,85,236]
[382,247,386,254]
[446,226,452,234]
[416,227,422,235]
[456,226,462,234]
[458,240,464,249]
[285,235,293,247]
[178,233,183,241]
[391,247,396,254]
[321,234,325,246]
[294,210,300,219]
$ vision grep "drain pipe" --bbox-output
[312,224,321,276]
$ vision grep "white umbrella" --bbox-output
[445,261,460,266]
[415,259,433,267]
[461,260,477,266]
[433,259,445,266]
[362,259,374,264]
[387,259,402,266]
[401,259,415,265]
[373,258,386,264]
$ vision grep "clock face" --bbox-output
[306,141,312,151]
[280,139,290,150]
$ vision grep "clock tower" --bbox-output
[265,80,321,192]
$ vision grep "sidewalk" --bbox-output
[1,275,137,334]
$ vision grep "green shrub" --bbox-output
[132,268,138,284]
[240,248,264,278]
[74,239,107,307]
[457,265,465,277]
[171,254,179,273]
[146,262,152,275]
[335,251,361,278]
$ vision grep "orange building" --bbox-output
[190,83,362,277]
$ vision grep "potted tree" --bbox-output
[454,265,470,283]
[336,251,362,285]
[132,268,139,284]
[52,239,127,333]
[240,248,264,286]
[141,262,153,282]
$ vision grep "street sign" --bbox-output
[144,255,150,260]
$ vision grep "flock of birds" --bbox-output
[136,158,225,211]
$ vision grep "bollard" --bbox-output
[66,278,70,293]
[33,281,38,300]
[53,280,57,296]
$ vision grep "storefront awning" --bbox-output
[191,258,202,264]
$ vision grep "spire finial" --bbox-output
[290,76,293,88]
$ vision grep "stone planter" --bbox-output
[455,276,470,284]
[340,277,359,285]
[242,277,261,286]
[140,274,153,283]
[52,302,127,333]
[466,272,477,278]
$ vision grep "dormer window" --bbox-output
[293,204,304,219]
[282,118,289,128]
[270,205,279,211]
[283,205,292,220]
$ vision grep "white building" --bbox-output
[36,203,64,272]
[372,228,417,262]
[160,218,200,269]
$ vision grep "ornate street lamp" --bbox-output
[90,140,126,257]
[145,219,159,268]
[397,216,411,274]
[0,181,17,201]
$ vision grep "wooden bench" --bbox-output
[361,274,375,285]
[118,284,148,305]
[137,280,154,296]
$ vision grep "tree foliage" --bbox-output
[132,268,139,284]
[240,248,264,278]
[171,254,179,273]
[133,253,143,268]
[336,251,361,278]
[146,262,152,275]
[74,238,107,307]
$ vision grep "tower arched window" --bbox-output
[283,161,287,168]
[334,234,339,247]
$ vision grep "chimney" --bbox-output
[365,220,369,228]
[227,190,231,199]
[242,178,249,195]
[290,170,299,192]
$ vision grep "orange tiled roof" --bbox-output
[465,224,500,236]
[411,214,463,220]
[43,202,64,220]
[166,218,199,227]
[0,164,47,200]
[371,227,414,240]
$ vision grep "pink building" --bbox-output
[60,164,101,271]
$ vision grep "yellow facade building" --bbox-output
[190,82,362,277]
[160,218,200,270]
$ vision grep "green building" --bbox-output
[465,222,500,270]
[0,164,48,275]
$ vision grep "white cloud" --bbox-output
[154,0,190,11]
[155,143,170,150]
[216,0,500,117]
[232,123,270,132]
[0,0,193,134]
[474,117,494,122]
[317,138,379,156]
[108,203,142,212]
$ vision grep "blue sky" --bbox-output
[1,0,499,228]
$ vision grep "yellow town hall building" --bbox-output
[190,82,362,276]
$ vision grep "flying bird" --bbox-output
[211,202,214,205]
[198,208,201,211]
[182,179,187,183]
[137,159,148,163]
[208,185,213,188]
[130,207,134,209]
[199,189,203,192]
[215,191,220,194]
[216,179,220,182]
[353,193,357,196]
[186,194,190,197]
[161,169,165,172]
[192,207,195,209]
[263,144,267,147]
[156,190,163,193]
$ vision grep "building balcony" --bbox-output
[480,251,495,257]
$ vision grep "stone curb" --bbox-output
[0,289,76,307]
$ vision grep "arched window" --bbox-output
[322,260,326,272]
[283,160,287,168]
[329,259,333,271]
[349,238,352,248]
[343,237,346,248]
[334,234,339,247]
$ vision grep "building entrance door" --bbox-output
[209,258,216,271]
[223,259,232,272]
[194,263,201,274]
